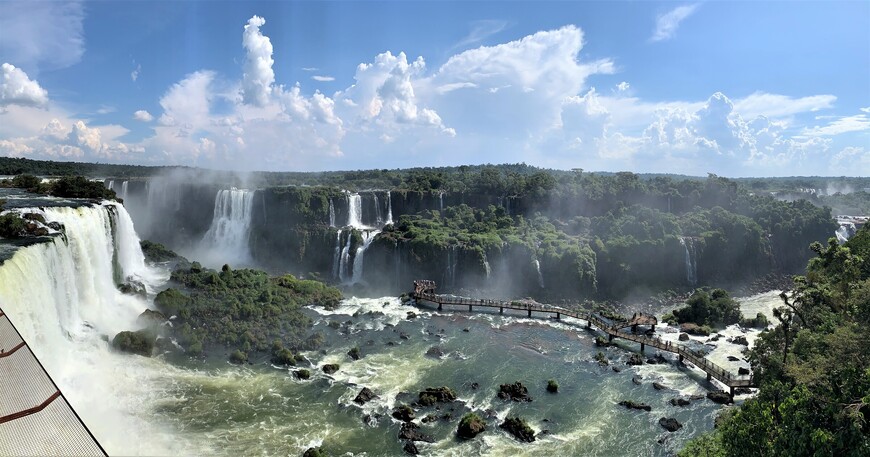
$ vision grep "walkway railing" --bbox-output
[412,288,755,391]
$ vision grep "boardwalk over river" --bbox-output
[412,280,755,397]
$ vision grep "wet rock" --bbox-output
[546,380,559,393]
[670,398,691,407]
[302,447,326,457]
[594,352,609,366]
[322,364,340,375]
[470,382,480,390]
[659,417,683,432]
[652,382,667,391]
[362,413,380,427]
[47,221,63,231]
[347,346,361,361]
[422,414,436,424]
[120,280,148,298]
[632,375,643,385]
[679,333,690,341]
[294,369,311,380]
[483,409,498,420]
[734,387,753,395]
[732,336,749,346]
[618,400,651,411]
[406,311,418,319]
[710,334,722,342]
[689,394,705,400]
[462,328,470,333]
[707,391,732,404]
[399,423,434,443]
[402,441,419,455]
[680,323,710,336]
[727,356,740,362]
[136,309,166,328]
[457,413,486,439]
[612,366,622,373]
[111,330,154,357]
[595,336,610,347]
[627,353,644,366]
[399,332,411,340]
[392,404,415,422]
[497,381,532,402]
[647,354,668,365]
[23,213,46,224]
[499,416,535,443]
[425,346,445,358]
[354,387,378,405]
[418,386,457,406]
[738,367,750,375]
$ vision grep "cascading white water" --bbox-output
[351,230,380,284]
[332,230,342,278]
[106,179,114,190]
[836,223,856,243]
[0,203,186,455]
[108,202,165,291]
[328,199,336,227]
[439,192,444,212]
[535,258,545,288]
[445,245,458,288]
[201,188,255,265]
[338,232,353,282]
[373,193,382,226]
[482,252,491,279]
[385,191,393,225]
[347,193,363,228]
[120,180,129,202]
[680,237,698,286]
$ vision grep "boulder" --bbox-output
[499,416,535,443]
[22,213,46,224]
[406,311,417,319]
[627,354,644,366]
[136,309,166,328]
[111,330,154,357]
[732,336,749,346]
[470,382,480,390]
[322,364,340,375]
[670,398,691,407]
[680,323,710,336]
[392,404,415,422]
[302,447,326,457]
[727,356,740,362]
[546,380,559,393]
[659,417,683,432]
[594,336,610,347]
[119,280,147,298]
[678,333,690,341]
[497,382,532,402]
[354,387,378,405]
[707,391,732,404]
[402,441,418,455]
[646,354,667,365]
[418,386,457,406]
[425,346,445,358]
[47,221,63,231]
[618,400,651,411]
[294,369,311,380]
[398,423,434,443]
[399,332,411,340]
[652,382,667,391]
[456,413,486,439]
[632,375,643,385]
[347,346,361,361]
[738,367,750,375]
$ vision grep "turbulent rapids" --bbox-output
[0,195,784,455]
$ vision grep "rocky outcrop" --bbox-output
[354,387,377,405]
[322,364,340,375]
[627,354,644,365]
[347,346,361,360]
[497,382,532,402]
[680,323,710,336]
[499,416,535,443]
[294,369,311,380]
[679,333,690,341]
[302,447,326,457]
[619,400,651,411]
[652,382,667,391]
[670,398,691,407]
[111,330,154,357]
[546,380,559,393]
[732,336,749,346]
[457,413,486,439]
[399,423,434,443]
[738,367,750,375]
[418,386,457,406]
[659,417,683,432]
[425,346,445,358]
[707,391,732,404]
[136,309,166,328]
[402,441,418,455]
[392,404,415,422]
[119,280,147,298]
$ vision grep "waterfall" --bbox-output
[446,245,458,288]
[328,198,336,227]
[482,252,491,279]
[338,232,353,282]
[202,188,255,265]
[351,230,380,284]
[373,192,382,226]
[534,259,544,288]
[439,192,444,212]
[0,203,178,454]
[835,223,856,243]
[680,237,698,286]
[386,191,393,225]
[106,179,114,190]
[120,180,129,202]
[332,230,343,279]
[347,193,363,228]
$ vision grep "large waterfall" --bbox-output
[351,230,380,284]
[0,202,182,454]
[535,258,545,288]
[347,193,363,228]
[680,237,698,286]
[385,191,393,225]
[201,188,255,266]
[836,222,856,243]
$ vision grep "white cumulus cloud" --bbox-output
[241,16,275,107]
[133,110,153,122]
[1,63,49,107]
[651,4,699,42]
[0,1,85,73]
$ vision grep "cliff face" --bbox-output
[111,178,825,300]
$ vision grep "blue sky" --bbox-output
[0,1,867,176]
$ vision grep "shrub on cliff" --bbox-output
[0,213,26,238]
[48,176,117,200]
[672,289,742,327]
[112,330,155,357]
[457,413,486,439]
